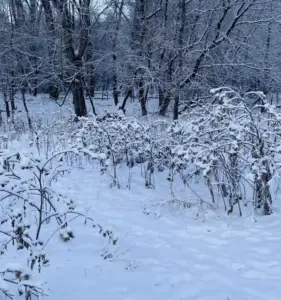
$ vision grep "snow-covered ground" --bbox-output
[41,168,281,300]
[1,94,281,300]
[0,92,161,122]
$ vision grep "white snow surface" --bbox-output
[2,94,281,300]
[6,166,280,300]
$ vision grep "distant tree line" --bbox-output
[0,0,280,119]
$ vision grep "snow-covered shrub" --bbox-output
[8,92,278,219]
[66,96,281,216]
[173,92,246,214]
[71,113,153,187]
[71,113,128,187]
[211,88,281,215]
[173,87,281,215]
[72,114,173,189]
[0,147,117,299]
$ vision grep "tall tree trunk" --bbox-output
[132,0,149,114]
[9,70,16,111]
[30,0,38,96]
[173,0,185,120]
[112,0,124,106]
[85,40,95,97]
[112,71,119,106]
[158,87,164,107]
[52,0,91,118]
[3,92,10,119]
[173,92,179,120]
[72,58,87,118]
[264,20,272,95]
[159,93,171,116]
[21,89,32,130]
[82,6,96,99]
[159,61,173,116]
[72,77,87,118]
[139,79,147,116]
[121,89,133,113]
[10,92,16,111]
[41,0,59,98]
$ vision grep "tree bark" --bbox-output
[159,93,171,116]
[158,87,164,107]
[173,92,179,120]
[72,78,87,118]
[139,79,147,116]
[3,92,10,119]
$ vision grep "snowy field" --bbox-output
[47,169,281,300]
[4,166,281,300]
[1,93,281,300]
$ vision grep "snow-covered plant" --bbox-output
[71,113,146,187]
[19,95,281,219]
[138,121,172,189]
[159,88,281,216]
[0,147,117,299]
[31,112,75,159]
[71,113,124,187]
[210,88,281,215]
[172,87,281,216]
[0,264,47,300]
[95,113,145,188]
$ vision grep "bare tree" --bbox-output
[0,0,280,120]
[51,0,93,118]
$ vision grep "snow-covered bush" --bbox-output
[173,87,281,215]
[66,92,281,216]
[71,113,173,189]
[0,147,117,299]
[209,88,281,215]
